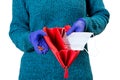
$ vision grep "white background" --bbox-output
[0,0,120,80]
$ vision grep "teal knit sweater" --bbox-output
[9,0,109,80]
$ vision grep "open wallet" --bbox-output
[43,25,80,79]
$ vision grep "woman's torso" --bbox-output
[19,0,93,80]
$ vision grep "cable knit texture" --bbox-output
[9,0,109,80]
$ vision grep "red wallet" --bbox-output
[43,25,80,78]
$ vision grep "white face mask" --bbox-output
[63,32,93,50]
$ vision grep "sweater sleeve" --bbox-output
[83,0,110,35]
[9,0,34,52]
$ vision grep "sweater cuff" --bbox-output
[82,17,96,37]
[82,17,92,32]
[23,32,34,52]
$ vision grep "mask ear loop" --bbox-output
[84,48,89,54]
[84,33,100,56]
[83,33,94,54]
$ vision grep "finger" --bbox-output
[38,46,44,51]
[66,26,75,36]
[39,30,47,36]
[41,46,49,54]
[34,45,42,54]
[42,48,48,54]
[75,27,82,32]
[40,41,49,54]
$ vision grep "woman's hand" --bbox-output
[29,30,49,54]
[67,18,86,35]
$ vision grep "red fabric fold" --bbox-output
[43,25,80,78]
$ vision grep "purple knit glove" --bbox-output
[29,30,49,54]
[67,18,86,35]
